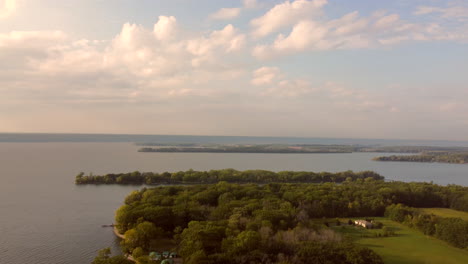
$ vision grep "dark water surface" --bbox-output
[0,142,467,264]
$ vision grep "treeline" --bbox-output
[138,146,351,153]
[75,169,384,185]
[361,146,468,153]
[373,152,468,164]
[385,204,468,248]
[136,143,468,154]
[111,181,468,263]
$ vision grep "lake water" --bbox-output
[0,141,467,264]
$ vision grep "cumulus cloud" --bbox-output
[250,0,327,38]
[0,16,248,105]
[0,0,16,19]
[251,2,468,60]
[2,1,468,138]
[209,7,241,20]
[153,16,178,40]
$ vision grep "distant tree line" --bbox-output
[373,152,468,164]
[385,204,468,248]
[138,146,352,153]
[136,143,468,154]
[75,169,384,185]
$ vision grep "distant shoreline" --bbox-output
[2,132,468,147]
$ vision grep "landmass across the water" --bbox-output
[137,143,468,164]
[373,152,468,164]
[138,144,354,153]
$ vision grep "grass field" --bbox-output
[420,208,468,221]
[333,218,468,264]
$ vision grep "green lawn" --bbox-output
[333,218,468,264]
[420,208,468,221]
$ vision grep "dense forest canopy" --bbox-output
[110,180,468,264]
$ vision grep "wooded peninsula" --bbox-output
[90,173,468,264]
[75,169,384,185]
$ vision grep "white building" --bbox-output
[355,220,373,228]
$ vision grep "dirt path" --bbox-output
[113,226,126,239]
[113,226,136,262]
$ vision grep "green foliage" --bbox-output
[107,180,467,263]
[374,152,468,164]
[91,248,132,264]
[421,207,468,220]
[435,217,468,248]
[138,144,355,154]
[345,218,468,264]
[75,169,384,185]
[384,204,414,222]
[385,205,468,248]
[132,247,144,259]
[297,242,384,264]
[121,221,164,252]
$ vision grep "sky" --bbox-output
[1,0,468,140]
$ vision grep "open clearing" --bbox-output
[420,208,468,221]
[333,218,468,264]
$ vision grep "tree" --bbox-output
[132,247,144,259]
[92,248,132,264]
[122,221,163,252]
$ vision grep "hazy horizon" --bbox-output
[3,132,468,147]
[2,0,468,140]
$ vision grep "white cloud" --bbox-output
[187,24,246,67]
[243,0,258,9]
[251,4,468,59]
[414,5,468,21]
[2,2,468,138]
[0,0,16,19]
[249,66,396,112]
[250,0,327,38]
[374,14,400,30]
[271,20,328,51]
[0,16,248,105]
[251,66,281,86]
[251,66,317,97]
[0,30,67,48]
[209,7,241,20]
[153,16,178,41]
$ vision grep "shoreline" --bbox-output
[113,226,135,262]
[113,226,125,240]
